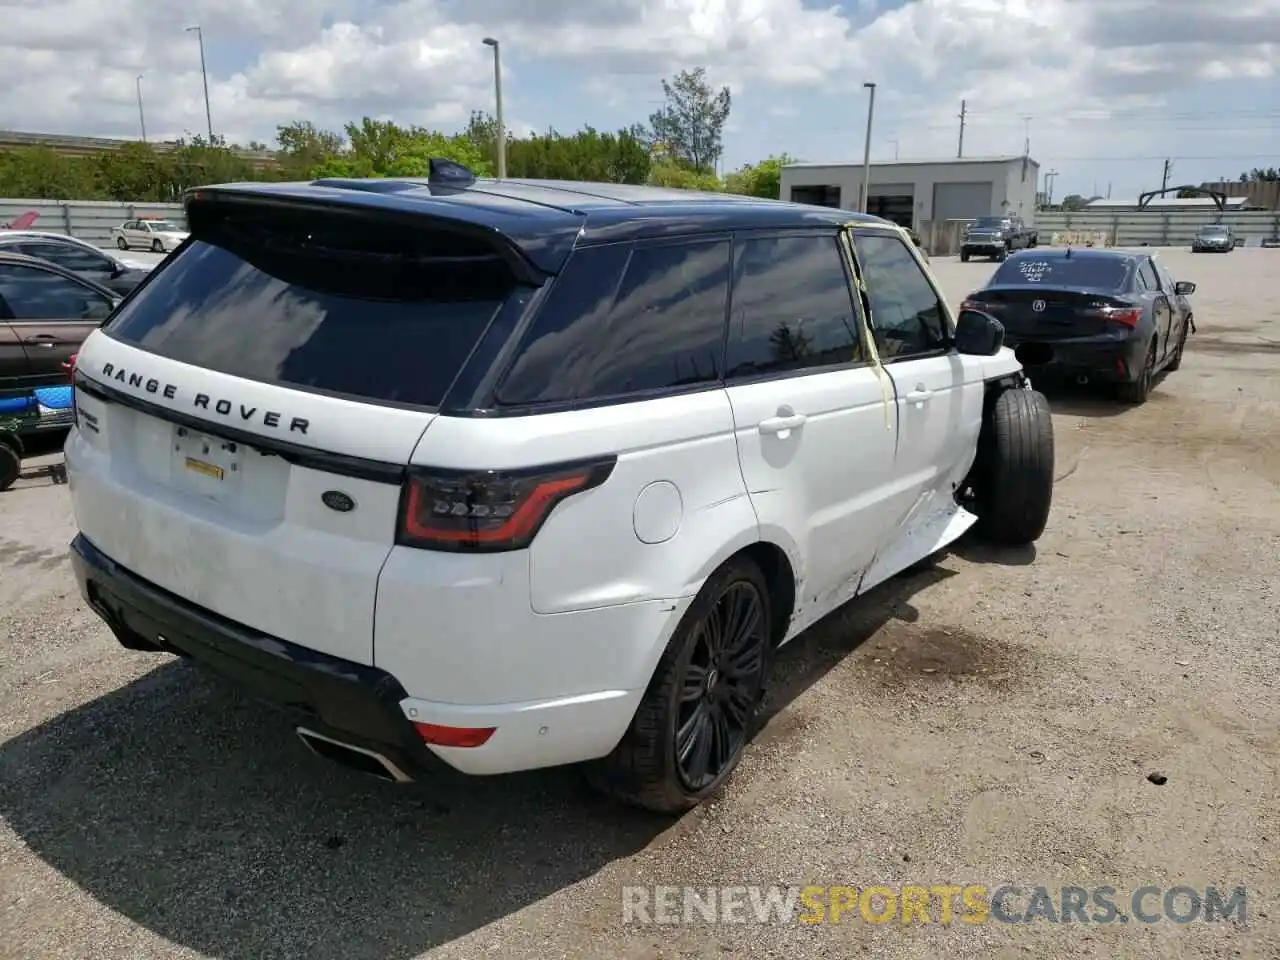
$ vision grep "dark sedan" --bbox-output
[961,248,1195,404]
[0,231,153,295]
[1,251,120,417]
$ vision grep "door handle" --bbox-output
[905,387,933,403]
[759,414,807,436]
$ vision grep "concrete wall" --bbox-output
[781,159,1039,224]
[1032,210,1280,247]
[0,198,186,244]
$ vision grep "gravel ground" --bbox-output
[2,248,1277,960]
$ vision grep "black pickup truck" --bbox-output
[960,215,1038,262]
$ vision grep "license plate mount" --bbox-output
[171,425,241,500]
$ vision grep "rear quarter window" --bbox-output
[496,238,731,406]
[102,205,521,408]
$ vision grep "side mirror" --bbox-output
[1174,281,1195,296]
[954,309,1004,356]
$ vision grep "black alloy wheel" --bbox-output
[675,580,768,792]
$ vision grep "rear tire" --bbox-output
[0,440,20,492]
[971,388,1054,546]
[151,239,163,253]
[960,250,970,263]
[584,555,771,814]
[995,245,1008,262]
[116,236,128,250]
[1116,339,1156,404]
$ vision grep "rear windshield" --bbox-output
[102,202,521,408]
[989,256,1130,290]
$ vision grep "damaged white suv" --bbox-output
[65,166,1054,813]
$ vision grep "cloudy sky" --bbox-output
[1,0,1276,200]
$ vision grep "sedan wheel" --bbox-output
[1117,340,1157,404]
[116,236,128,250]
[151,239,164,253]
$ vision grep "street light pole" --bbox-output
[136,75,147,143]
[860,82,876,213]
[482,37,506,178]
[186,25,214,143]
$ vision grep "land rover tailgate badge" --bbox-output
[321,490,356,513]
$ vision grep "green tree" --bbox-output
[0,146,102,199]
[1059,194,1087,211]
[648,67,731,175]
[309,118,490,178]
[723,154,793,199]
[647,159,723,191]
[276,121,345,179]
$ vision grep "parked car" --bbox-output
[1190,222,1236,253]
[960,215,1037,262]
[110,217,189,253]
[65,166,1055,813]
[0,230,153,295]
[961,247,1195,404]
[0,252,120,431]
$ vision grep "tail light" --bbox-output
[1084,306,1141,328]
[62,353,77,377]
[961,298,988,311]
[397,456,616,552]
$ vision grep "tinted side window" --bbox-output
[498,239,730,405]
[725,234,863,379]
[0,264,113,321]
[20,240,115,278]
[851,231,948,360]
[1138,261,1161,291]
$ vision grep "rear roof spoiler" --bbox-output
[184,170,584,280]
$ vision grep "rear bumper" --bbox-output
[70,533,646,778]
[71,532,444,778]
[1005,333,1147,383]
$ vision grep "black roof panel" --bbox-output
[190,176,890,276]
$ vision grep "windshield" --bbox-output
[1197,225,1227,236]
[989,255,1131,290]
[970,218,1009,229]
[143,220,181,232]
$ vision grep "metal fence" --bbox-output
[0,198,187,245]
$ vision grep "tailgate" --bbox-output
[69,334,433,666]
[64,196,531,666]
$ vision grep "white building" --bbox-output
[780,155,1041,228]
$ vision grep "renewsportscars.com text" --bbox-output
[621,884,1248,926]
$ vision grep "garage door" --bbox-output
[867,184,915,227]
[932,181,994,222]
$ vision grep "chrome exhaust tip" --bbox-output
[296,727,414,783]
[1076,374,1090,385]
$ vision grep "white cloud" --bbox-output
[0,0,1274,192]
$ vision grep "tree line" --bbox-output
[0,68,790,203]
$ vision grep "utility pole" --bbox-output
[482,37,506,178]
[186,25,214,143]
[957,99,966,158]
[860,82,876,213]
[1044,169,1058,207]
[136,75,147,143]
[1161,158,1172,193]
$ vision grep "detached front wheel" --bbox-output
[970,387,1055,545]
[585,556,771,814]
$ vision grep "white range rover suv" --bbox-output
[65,164,1055,813]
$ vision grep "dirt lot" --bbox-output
[2,249,1277,960]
